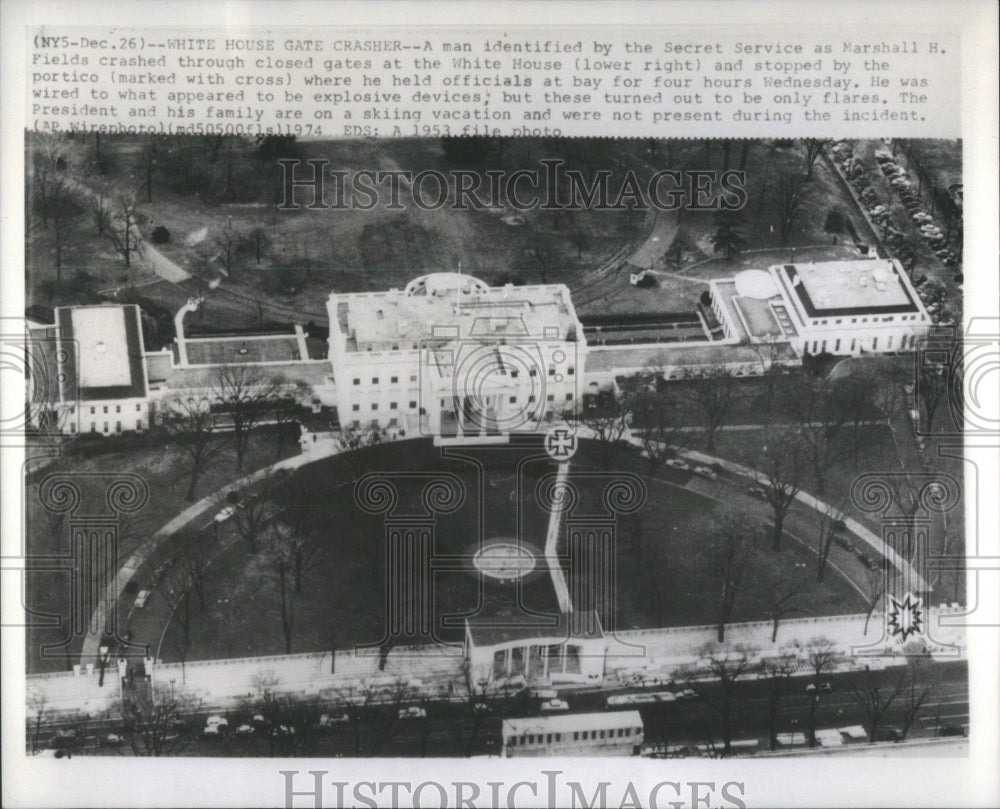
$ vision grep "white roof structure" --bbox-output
[72,307,131,388]
[330,273,581,351]
[778,259,916,313]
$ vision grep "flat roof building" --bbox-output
[328,273,587,441]
[34,305,151,435]
[707,259,931,359]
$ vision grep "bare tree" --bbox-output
[211,365,284,471]
[173,530,211,610]
[619,371,682,482]
[761,651,798,751]
[914,340,949,434]
[708,507,762,642]
[228,466,282,553]
[244,688,324,756]
[802,139,830,179]
[244,225,270,266]
[898,657,933,739]
[780,375,857,495]
[747,426,811,551]
[765,573,806,643]
[848,666,906,744]
[802,637,840,747]
[692,642,758,757]
[47,174,82,291]
[27,689,50,754]
[116,688,201,756]
[105,196,144,274]
[161,579,195,675]
[136,137,160,203]
[862,565,888,636]
[770,169,811,246]
[90,183,113,239]
[215,217,243,278]
[161,397,229,501]
[814,498,848,583]
[273,481,326,593]
[680,367,741,451]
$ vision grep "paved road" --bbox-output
[34,660,967,758]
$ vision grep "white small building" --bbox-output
[709,259,931,358]
[328,273,587,441]
[34,305,151,435]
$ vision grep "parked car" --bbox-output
[316,713,349,728]
[398,706,427,720]
[234,724,255,736]
[269,724,296,737]
[805,681,833,693]
[133,590,151,609]
[876,726,904,742]
[856,552,881,570]
[938,724,966,737]
[99,733,125,747]
[201,715,228,737]
[747,486,768,501]
[833,535,855,552]
[213,504,244,523]
[665,458,691,472]
[673,688,698,700]
[540,699,570,712]
[692,466,718,480]
[49,730,78,750]
[472,703,492,715]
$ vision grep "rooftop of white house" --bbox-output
[331,273,580,351]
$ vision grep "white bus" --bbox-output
[501,711,643,757]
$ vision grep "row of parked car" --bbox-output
[665,458,719,480]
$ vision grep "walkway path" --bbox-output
[543,462,573,613]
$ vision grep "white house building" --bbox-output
[34,305,151,435]
[709,258,931,358]
[327,273,587,441]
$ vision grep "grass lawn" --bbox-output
[23,430,297,673]
[151,436,866,663]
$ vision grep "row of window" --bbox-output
[351,367,576,387]
[350,393,575,413]
[83,420,143,434]
[353,373,417,386]
[817,314,920,326]
[809,332,917,354]
[82,403,143,415]
[507,727,640,746]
